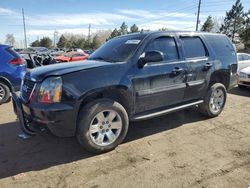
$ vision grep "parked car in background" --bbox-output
[21,47,50,55]
[238,66,250,89]
[66,48,84,53]
[0,44,26,104]
[12,31,238,153]
[20,53,57,68]
[54,52,89,62]
[84,50,94,55]
[50,48,65,57]
[237,53,250,72]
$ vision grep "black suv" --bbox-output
[13,31,238,153]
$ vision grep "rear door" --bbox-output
[179,35,212,101]
[132,35,187,113]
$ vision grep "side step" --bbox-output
[132,100,204,121]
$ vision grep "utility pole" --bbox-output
[22,8,28,49]
[88,24,91,45]
[196,0,201,31]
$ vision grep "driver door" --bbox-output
[132,36,187,113]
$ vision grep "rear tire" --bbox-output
[199,83,227,118]
[76,99,129,153]
[0,82,10,105]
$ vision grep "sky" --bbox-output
[0,0,250,47]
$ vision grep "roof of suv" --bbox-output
[115,31,224,39]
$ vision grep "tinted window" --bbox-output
[205,35,234,57]
[89,35,146,62]
[145,37,179,61]
[181,37,207,58]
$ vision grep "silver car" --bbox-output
[238,66,250,89]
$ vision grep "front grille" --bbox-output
[21,79,36,101]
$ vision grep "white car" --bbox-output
[238,66,250,89]
[237,53,250,72]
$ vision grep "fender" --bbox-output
[0,76,14,92]
[77,85,134,116]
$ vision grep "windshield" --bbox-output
[89,35,145,62]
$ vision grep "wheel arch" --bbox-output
[77,85,133,118]
[209,69,230,90]
[0,76,13,92]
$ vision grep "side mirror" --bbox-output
[138,51,164,68]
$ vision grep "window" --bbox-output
[205,35,234,57]
[145,37,179,61]
[242,54,250,61]
[89,35,146,62]
[238,54,244,61]
[180,37,207,58]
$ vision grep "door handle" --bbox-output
[203,63,213,71]
[171,67,183,76]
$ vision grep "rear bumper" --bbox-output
[12,93,77,137]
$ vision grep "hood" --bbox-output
[26,60,112,82]
[240,66,250,74]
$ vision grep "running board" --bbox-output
[132,100,204,121]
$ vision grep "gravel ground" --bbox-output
[0,87,250,188]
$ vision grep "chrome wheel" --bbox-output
[89,110,122,146]
[0,85,6,101]
[209,88,225,114]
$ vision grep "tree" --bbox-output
[220,0,245,42]
[39,37,52,48]
[91,35,101,49]
[119,22,128,35]
[201,16,214,32]
[5,34,15,46]
[30,40,40,47]
[130,24,139,33]
[240,10,250,49]
[57,35,67,48]
[108,28,120,40]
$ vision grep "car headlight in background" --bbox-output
[37,77,62,103]
[239,72,247,78]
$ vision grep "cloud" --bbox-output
[27,27,110,37]
[138,20,196,31]
[0,7,16,15]
[25,12,132,27]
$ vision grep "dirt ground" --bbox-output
[0,87,250,188]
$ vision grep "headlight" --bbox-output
[37,77,62,103]
[239,72,247,78]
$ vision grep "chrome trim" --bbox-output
[133,100,204,120]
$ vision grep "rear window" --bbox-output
[180,37,207,58]
[205,35,234,56]
[6,47,20,58]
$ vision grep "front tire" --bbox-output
[0,82,10,105]
[199,83,227,118]
[76,99,129,153]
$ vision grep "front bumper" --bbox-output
[238,76,250,87]
[12,93,77,137]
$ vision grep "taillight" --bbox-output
[9,58,25,66]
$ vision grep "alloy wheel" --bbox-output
[209,88,225,114]
[89,110,122,146]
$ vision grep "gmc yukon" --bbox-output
[12,31,238,153]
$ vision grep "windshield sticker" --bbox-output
[125,40,141,44]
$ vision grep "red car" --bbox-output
[55,52,89,62]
